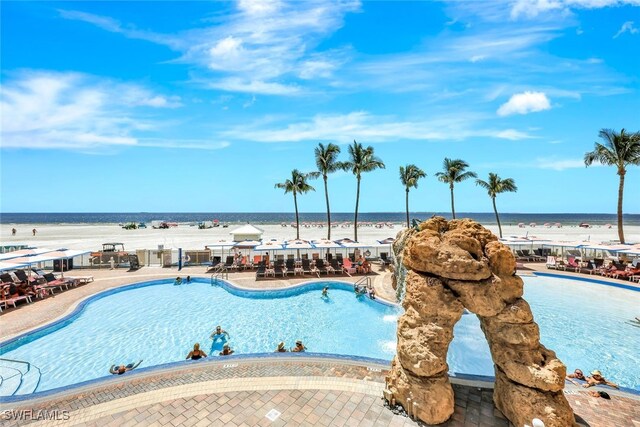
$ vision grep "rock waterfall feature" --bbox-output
[385,217,575,426]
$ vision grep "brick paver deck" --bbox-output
[1,356,637,427]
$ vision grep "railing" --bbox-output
[353,275,371,289]
[0,357,42,396]
[210,265,228,285]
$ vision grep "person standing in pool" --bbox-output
[321,286,329,298]
[275,342,287,352]
[185,276,192,284]
[109,360,142,375]
[210,325,230,341]
[174,277,182,286]
[186,343,207,360]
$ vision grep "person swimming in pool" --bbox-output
[291,340,306,352]
[109,360,142,375]
[210,325,230,340]
[275,342,287,352]
[186,343,207,360]
[174,277,183,286]
[220,343,234,356]
[583,370,619,389]
[567,369,586,381]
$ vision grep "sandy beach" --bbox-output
[1,221,638,251]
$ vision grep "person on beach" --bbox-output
[275,342,287,352]
[186,343,207,360]
[220,343,234,356]
[11,228,16,236]
[583,370,619,389]
[109,360,142,375]
[32,228,37,236]
[210,325,230,340]
[174,277,182,286]
[291,340,306,352]
[589,390,611,399]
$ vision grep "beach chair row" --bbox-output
[545,256,640,282]
[0,269,94,312]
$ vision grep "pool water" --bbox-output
[1,276,638,394]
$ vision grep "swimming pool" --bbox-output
[1,275,638,396]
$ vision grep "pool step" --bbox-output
[0,358,41,397]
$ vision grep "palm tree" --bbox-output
[274,169,315,240]
[475,173,517,238]
[435,158,477,219]
[584,128,640,244]
[343,141,385,242]
[312,143,347,240]
[399,164,427,228]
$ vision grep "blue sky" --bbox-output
[1,0,639,214]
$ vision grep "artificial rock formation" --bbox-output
[386,217,575,427]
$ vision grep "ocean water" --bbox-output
[2,212,639,226]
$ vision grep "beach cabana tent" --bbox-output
[233,240,262,250]
[229,224,263,242]
[618,245,640,256]
[0,248,56,261]
[0,261,29,271]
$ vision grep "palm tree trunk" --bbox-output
[405,188,410,228]
[354,176,361,242]
[293,191,300,240]
[492,196,502,238]
[450,183,456,219]
[324,176,331,240]
[617,170,625,244]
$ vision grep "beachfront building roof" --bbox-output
[229,224,264,242]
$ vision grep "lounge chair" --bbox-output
[274,262,286,277]
[42,273,72,291]
[315,259,328,275]
[302,259,318,276]
[255,262,266,278]
[545,256,557,269]
[565,257,581,272]
[330,259,341,274]
[12,270,49,297]
[285,259,295,276]
[1,284,32,309]
[380,252,392,266]
[224,256,236,270]
[342,258,357,276]
[579,261,597,275]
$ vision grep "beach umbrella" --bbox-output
[284,240,315,250]
[377,237,396,245]
[254,241,285,251]
[10,249,91,277]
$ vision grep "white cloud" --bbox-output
[61,1,360,95]
[510,0,640,19]
[613,21,639,38]
[207,78,301,95]
[497,91,551,116]
[220,111,535,143]
[0,71,181,150]
[535,157,587,170]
